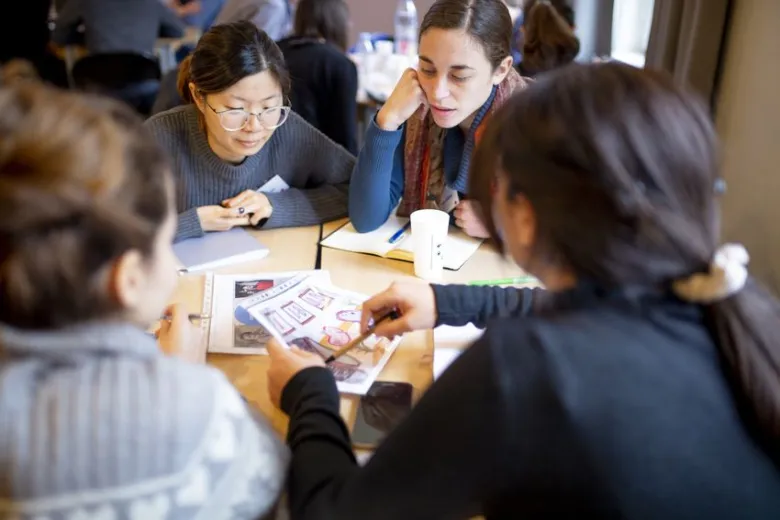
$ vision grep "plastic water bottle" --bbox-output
[394,0,418,58]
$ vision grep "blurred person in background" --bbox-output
[0,0,68,86]
[517,0,578,77]
[215,0,293,41]
[166,0,225,31]
[52,0,185,55]
[278,0,358,154]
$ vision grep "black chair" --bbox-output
[71,52,161,116]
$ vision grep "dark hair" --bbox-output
[294,0,351,53]
[177,21,291,103]
[471,62,780,460]
[0,84,171,330]
[420,0,513,70]
[521,0,579,75]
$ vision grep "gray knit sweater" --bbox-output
[0,322,288,519]
[145,105,354,242]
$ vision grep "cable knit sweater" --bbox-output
[0,321,288,519]
[145,105,354,242]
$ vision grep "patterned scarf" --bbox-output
[397,68,528,217]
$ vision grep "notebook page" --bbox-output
[392,227,483,270]
[320,216,409,258]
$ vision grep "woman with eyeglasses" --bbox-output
[146,21,355,242]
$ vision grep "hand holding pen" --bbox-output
[359,280,438,339]
[157,304,200,359]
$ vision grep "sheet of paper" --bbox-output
[394,227,482,271]
[432,323,484,380]
[244,274,401,395]
[320,217,404,258]
[258,175,290,193]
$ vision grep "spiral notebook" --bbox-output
[320,216,483,270]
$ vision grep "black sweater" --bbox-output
[281,283,780,519]
[278,37,358,155]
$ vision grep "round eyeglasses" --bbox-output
[205,101,291,132]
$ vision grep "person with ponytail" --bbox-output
[146,21,354,242]
[348,0,529,238]
[517,0,578,77]
[266,63,780,518]
[0,84,287,518]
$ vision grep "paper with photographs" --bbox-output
[245,274,401,395]
[206,270,331,355]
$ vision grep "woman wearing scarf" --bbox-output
[348,0,528,238]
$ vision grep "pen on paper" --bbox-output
[325,310,399,364]
[388,222,411,245]
[467,276,537,286]
[161,313,210,323]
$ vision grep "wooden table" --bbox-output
[171,219,526,436]
[169,224,321,433]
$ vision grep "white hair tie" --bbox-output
[672,243,750,303]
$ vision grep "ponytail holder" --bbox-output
[672,243,749,303]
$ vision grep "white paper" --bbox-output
[432,324,484,380]
[321,215,482,271]
[245,274,402,395]
[257,175,290,194]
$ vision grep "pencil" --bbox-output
[325,310,400,364]
[467,276,537,286]
[161,313,210,323]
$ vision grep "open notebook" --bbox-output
[321,215,483,270]
[173,228,269,272]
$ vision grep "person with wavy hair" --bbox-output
[267,63,780,518]
[0,84,288,518]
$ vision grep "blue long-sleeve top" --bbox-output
[348,88,497,233]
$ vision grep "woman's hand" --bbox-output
[196,205,250,232]
[376,69,427,131]
[360,280,437,339]
[454,200,490,238]
[222,190,273,226]
[267,338,326,408]
[157,303,199,360]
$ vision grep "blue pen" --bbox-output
[388,222,411,244]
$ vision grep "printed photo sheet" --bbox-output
[206,270,331,355]
[245,274,401,395]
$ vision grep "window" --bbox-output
[610,0,655,67]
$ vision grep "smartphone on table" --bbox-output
[352,381,414,450]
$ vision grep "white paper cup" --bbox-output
[410,209,450,281]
